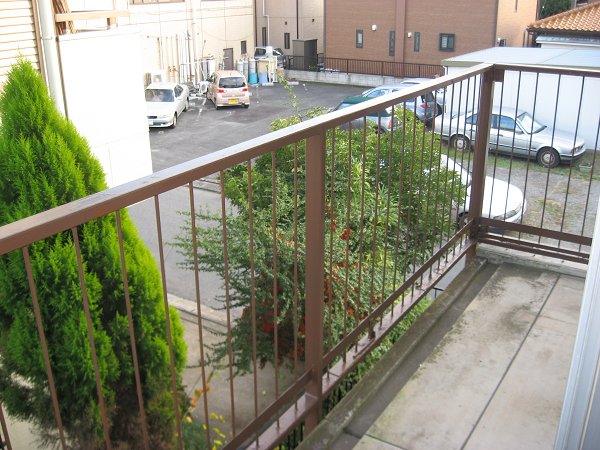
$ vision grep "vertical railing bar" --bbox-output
[114,211,150,450]
[489,75,506,223]
[520,72,541,242]
[503,72,523,224]
[304,131,326,433]
[380,105,396,323]
[327,133,336,356]
[368,116,383,330]
[579,115,600,249]
[22,247,67,450]
[449,76,466,260]
[342,124,353,357]
[270,151,280,426]
[152,197,183,450]
[414,109,428,289]
[187,182,212,445]
[293,144,299,372]
[407,101,419,294]
[460,78,474,227]
[392,104,408,294]
[442,77,458,265]
[355,120,369,345]
[0,404,11,450]
[425,106,438,280]
[434,84,450,271]
[539,74,563,246]
[218,169,237,436]
[558,76,586,244]
[70,227,112,449]
[246,160,260,446]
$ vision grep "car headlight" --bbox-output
[158,113,171,119]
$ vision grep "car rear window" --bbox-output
[146,89,174,102]
[219,77,246,89]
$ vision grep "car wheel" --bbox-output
[450,134,471,152]
[537,147,560,168]
[170,113,177,128]
[243,103,249,109]
[183,98,189,112]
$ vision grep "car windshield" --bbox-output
[146,89,174,102]
[336,102,391,117]
[219,77,246,88]
[516,112,545,134]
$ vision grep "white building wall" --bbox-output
[58,28,152,187]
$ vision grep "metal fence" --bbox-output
[284,55,444,79]
[0,63,598,449]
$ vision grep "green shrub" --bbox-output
[173,104,463,375]
[0,60,186,449]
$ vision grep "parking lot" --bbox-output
[148,81,364,172]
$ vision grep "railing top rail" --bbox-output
[493,63,600,78]
[0,63,496,256]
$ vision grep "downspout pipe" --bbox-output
[36,1,66,116]
[263,0,269,45]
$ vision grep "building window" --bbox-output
[439,33,455,51]
[262,27,267,46]
[241,40,247,55]
[356,29,364,48]
[284,32,290,50]
[414,32,420,52]
[389,31,395,56]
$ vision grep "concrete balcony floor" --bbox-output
[301,247,586,450]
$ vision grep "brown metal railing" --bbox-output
[0,63,598,450]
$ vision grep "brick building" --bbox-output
[325,0,539,66]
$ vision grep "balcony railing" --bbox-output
[0,63,598,449]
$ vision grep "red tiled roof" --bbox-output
[528,3,600,33]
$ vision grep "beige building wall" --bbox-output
[496,0,539,46]
[258,0,324,54]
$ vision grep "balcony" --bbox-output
[0,62,599,449]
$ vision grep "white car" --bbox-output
[145,82,190,128]
[443,155,526,226]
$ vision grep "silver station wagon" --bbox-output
[434,107,586,168]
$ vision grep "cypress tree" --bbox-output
[0,60,186,448]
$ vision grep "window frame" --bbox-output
[414,31,420,52]
[356,29,364,49]
[284,32,291,50]
[439,33,455,52]
[389,31,395,56]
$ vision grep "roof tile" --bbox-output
[528,3,600,33]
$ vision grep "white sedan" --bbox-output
[443,155,526,226]
[145,82,190,128]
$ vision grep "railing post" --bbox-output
[467,67,501,260]
[304,131,326,432]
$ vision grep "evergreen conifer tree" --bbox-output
[0,60,186,448]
